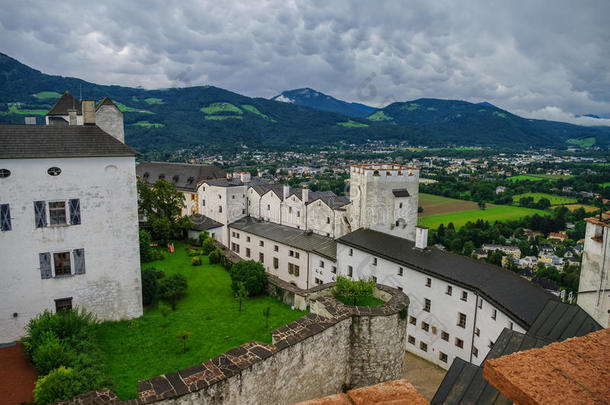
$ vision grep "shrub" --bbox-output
[198,231,210,246]
[209,248,221,264]
[332,276,375,306]
[187,249,203,257]
[31,331,75,375]
[220,254,233,270]
[192,256,202,266]
[158,274,188,310]
[34,366,82,405]
[139,230,154,263]
[229,260,267,297]
[141,268,166,306]
[201,238,215,255]
[159,302,171,327]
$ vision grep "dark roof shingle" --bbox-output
[46,92,82,115]
[0,125,136,159]
[136,162,226,192]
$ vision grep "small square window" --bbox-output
[426,278,431,287]
[421,321,429,332]
[398,267,403,276]
[461,291,468,301]
[320,260,325,268]
[372,257,377,266]
[246,236,251,242]
[441,331,449,341]
[492,309,497,320]
[458,313,467,328]
[439,352,448,363]
[473,346,479,358]
[259,240,264,247]
[455,338,464,349]
[349,248,353,256]
[259,252,264,264]
[475,328,480,337]
[274,245,279,252]
[332,266,337,274]
[49,201,66,226]
[55,297,72,313]
[478,298,483,309]
[446,285,452,295]
[420,342,428,352]
[246,248,251,258]
[273,257,279,269]
[347,266,353,277]
[408,335,416,345]
[295,252,300,259]
[409,316,417,325]
[53,252,71,276]
[424,298,431,312]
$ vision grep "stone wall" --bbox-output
[58,284,408,405]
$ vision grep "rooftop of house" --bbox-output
[432,300,602,405]
[229,217,337,260]
[338,228,557,328]
[136,161,226,192]
[250,184,350,208]
[584,211,610,228]
[483,328,610,404]
[295,380,429,405]
[188,214,223,231]
[0,125,136,159]
[46,91,82,115]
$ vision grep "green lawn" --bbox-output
[367,110,393,121]
[144,97,164,104]
[507,174,572,182]
[34,91,62,100]
[567,137,596,148]
[241,104,276,121]
[417,206,549,229]
[600,182,610,188]
[513,192,577,206]
[96,242,306,399]
[337,119,369,128]
[115,102,154,114]
[204,115,243,120]
[6,103,48,115]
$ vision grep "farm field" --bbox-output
[600,182,610,188]
[418,193,485,217]
[564,204,599,213]
[507,174,573,182]
[513,192,577,206]
[417,205,549,230]
[96,242,306,399]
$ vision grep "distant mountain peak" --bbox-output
[271,88,376,118]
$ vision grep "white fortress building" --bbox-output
[131,161,596,371]
[577,213,610,327]
[0,93,143,343]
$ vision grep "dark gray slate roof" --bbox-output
[431,300,602,405]
[0,125,137,159]
[136,162,226,192]
[338,228,553,328]
[188,214,223,231]
[229,217,337,260]
[46,91,82,115]
[250,184,349,209]
[204,178,245,187]
[392,188,410,197]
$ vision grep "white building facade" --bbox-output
[0,122,143,343]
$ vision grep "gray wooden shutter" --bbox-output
[73,249,86,275]
[34,201,47,228]
[39,252,52,279]
[0,204,10,231]
[69,199,81,225]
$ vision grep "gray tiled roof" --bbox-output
[338,228,554,328]
[46,92,82,115]
[0,125,137,159]
[229,217,337,260]
[188,214,223,231]
[136,162,226,192]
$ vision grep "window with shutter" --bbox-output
[73,249,86,274]
[69,199,81,225]
[39,252,52,279]
[0,204,10,231]
[34,201,47,228]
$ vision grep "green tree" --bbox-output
[158,274,188,310]
[229,260,267,297]
[201,238,215,255]
[332,276,375,306]
[198,231,209,246]
[141,268,165,306]
[159,302,171,327]
[235,281,248,312]
[139,230,154,263]
[137,178,191,242]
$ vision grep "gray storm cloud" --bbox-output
[1,0,608,125]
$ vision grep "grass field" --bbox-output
[567,137,596,148]
[417,206,549,229]
[600,182,610,188]
[564,204,599,213]
[6,103,48,115]
[418,193,483,217]
[204,115,243,120]
[367,110,393,121]
[144,97,164,104]
[115,102,154,114]
[507,174,572,182]
[241,104,276,121]
[33,91,62,100]
[96,242,306,399]
[200,102,243,115]
[131,121,165,128]
[337,119,369,128]
[513,192,577,206]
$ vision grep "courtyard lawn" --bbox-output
[507,174,573,182]
[512,192,577,206]
[418,193,484,217]
[96,242,306,399]
[417,205,549,230]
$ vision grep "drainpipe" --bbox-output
[470,292,479,364]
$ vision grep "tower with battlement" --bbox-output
[348,163,420,241]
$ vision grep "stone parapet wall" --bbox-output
[57,284,408,405]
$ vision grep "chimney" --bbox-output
[82,100,96,125]
[302,187,309,203]
[415,226,428,250]
[24,116,36,125]
[67,109,77,125]
[283,184,290,200]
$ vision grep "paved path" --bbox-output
[0,343,36,405]
[402,351,447,401]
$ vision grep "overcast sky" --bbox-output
[1,0,609,125]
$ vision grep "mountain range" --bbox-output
[1,52,608,155]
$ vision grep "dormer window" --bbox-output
[172,175,179,183]
[158,174,165,179]
[47,167,61,176]
[187,177,194,184]
[0,169,10,178]
[143,172,149,179]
